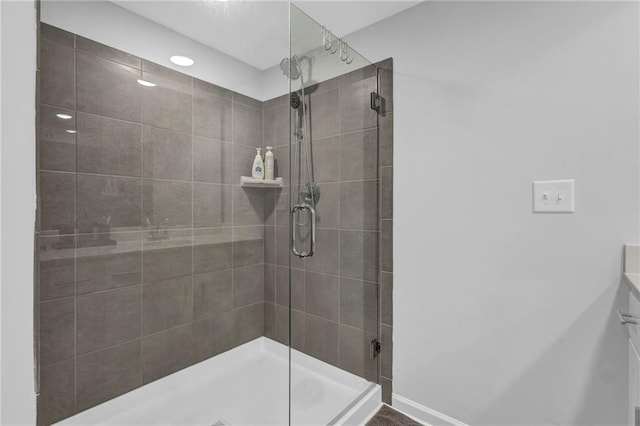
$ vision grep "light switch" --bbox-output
[533,179,575,213]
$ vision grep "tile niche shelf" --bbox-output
[240,176,284,188]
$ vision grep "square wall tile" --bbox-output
[40,38,75,109]
[40,297,75,366]
[76,112,142,177]
[233,103,262,147]
[193,183,232,228]
[37,360,75,426]
[340,277,378,333]
[143,276,193,334]
[305,272,339,322]
[77,174,142,231]
[143,230,193,282]
[76,52,141,122]
[339,230,379,282]
[39,105,76,172]
[234,303,263,345]
[233,264,264,308]
[232,187,264,226]
[143,179,192,229]
[76,340,142,411]
[193,228,233,273]
[339,325,376,382]
[142,324,193,383]
[309,90,339,139]
[76,36,141,69]
[76,286,142,355]
[192,312,234,362]
[340,129,378,181]
[40,171,75,233]
[233,226,264,266]
[143,126,192,181]
[76,232,142,294]
[339,77,377,133]
[193,90,232,141]
[39,235,75,301]
[305,315,339,366]
[193,269,233,320]
[340,180,378,230]
[193,136,233,184]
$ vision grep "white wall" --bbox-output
[0,0,38,424]
[41,0,265,100]
[347,2,639,424]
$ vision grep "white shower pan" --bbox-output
[57,337,381,426]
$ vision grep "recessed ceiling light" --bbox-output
[170,55,194,67]
[66,129,77,134]
[56,113,72,120]
[137,79,156,87]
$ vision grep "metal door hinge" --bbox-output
[370,339,381,359]
[370,92,381,112]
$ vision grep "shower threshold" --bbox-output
[57,337,381,426]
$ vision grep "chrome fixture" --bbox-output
[280,55,319,258]
[322,26,354,64]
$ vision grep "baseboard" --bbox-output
[391,394,468,426]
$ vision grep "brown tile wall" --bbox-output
[36,24,265,425]
[36,22,394,424]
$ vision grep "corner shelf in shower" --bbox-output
[240,176,284,188]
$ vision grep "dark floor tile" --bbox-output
[366,405,420,426]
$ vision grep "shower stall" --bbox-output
[35,3,393,425]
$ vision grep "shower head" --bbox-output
[280,56,313,81]
[290,92,301,109]
[280,57,301,80]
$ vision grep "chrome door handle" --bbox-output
[292,203,315,258]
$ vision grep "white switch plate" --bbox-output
[533,179,575,213]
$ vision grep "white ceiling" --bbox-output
[112,1,420,70]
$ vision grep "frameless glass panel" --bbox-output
[288,5,380,425]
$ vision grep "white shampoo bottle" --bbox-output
[265,146,274,180]
[252,148,264,179]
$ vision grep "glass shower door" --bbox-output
[288,5,381,424]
